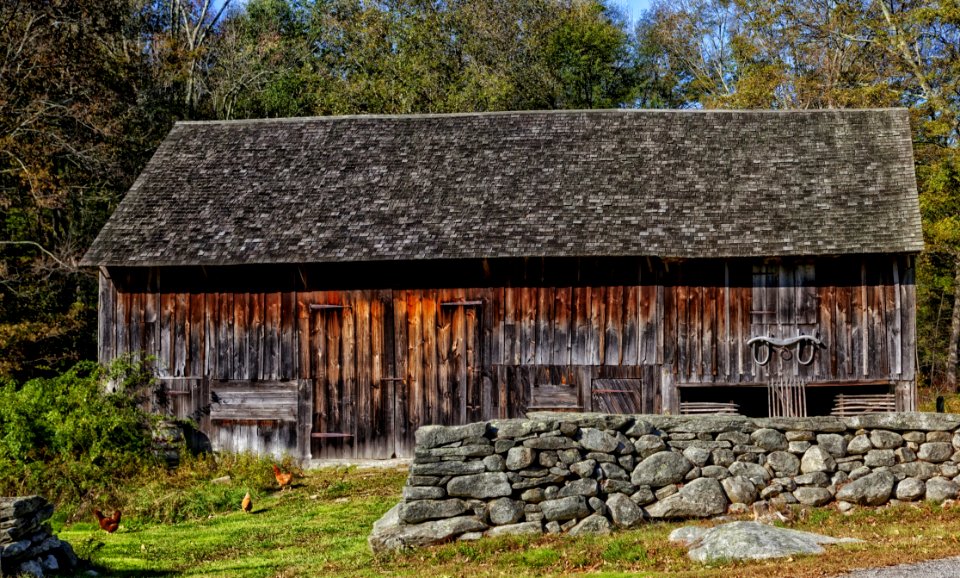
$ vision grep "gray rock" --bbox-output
[789,441,812,454]
[817,434,848,458]
[895,477,926,501]
[540,496,590,522]
[835,470,895,506]
[767,451,801,476]
[485,521,543,537]
[399,499,469,523]
[520,488,545,503]
[953,431,960,449]
[416,423,488,449]
[368,505,487,553]
[487,498,525,525]
[558,448,581,464]
[919,442,954,463]
[483,454,506,472]
[634,435,666,458]
[523,436,576,450]
[891,460,940,480]
[646,478,728,518]
[928,431,953,443]
[601,479,636,494]
[925,477,959,503]
[557,478,598,498]
[717,431,751,445]
[631,451,693,487]
[849,466,872,480]
[669,521,860,562]
[846,413,960,432]
[538,451,559,468]
[624,419,655,437]
[618,454,636,470]
[847,434,873,455]
[801,446,837,474]
[895,447,917,464]
[17,561,44,578]
[570,459,597,478]
[794,487,833,506]
[655,484,679,500]
[545,521,561,534]
[568,513,612,536]
[631,486,656,506]
[721,475,758,504]
[940,462,959,478]
[903,431,926,443]
[683,446,712,467]
[701,465,730,479]
[606,493,644,528]
[506,447,536,470]
[579,428,620,452]
[794,471,830,487]
[870,430,904,450]
[422,444,494,458]
[402,486,446,501]
[750,428,789,452]
[728,461,772,485]
[864,449,896,468]
[447,473,512,499]
[600,462,629,481]
[588,496,607,515]
[786,430,815,442]
[712,448,736,467]
[411,461,487,476]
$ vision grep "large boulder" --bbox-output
[487,498,525,526]
[925,477,959,503]
[751,429,788,451]
[835,471,895,506]
[669,521,860,562]
[721,476,758,505]
[568,514,612,536]
[579,428,620,453]
[766,451,801,476]
[646,478,728,518]
[800,446,837,474]
[369,505,487,554]
[631,451,693,487]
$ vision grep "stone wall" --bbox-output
[1,496,77,577]
[370,412,960,552]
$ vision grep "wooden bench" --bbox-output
[830,393,896,417]
[209,381,298,422]
[679,401,740,415]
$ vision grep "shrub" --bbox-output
[0,358,159,513]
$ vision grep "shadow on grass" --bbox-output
[87,567,176,577]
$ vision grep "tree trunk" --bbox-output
[946,256,960,391]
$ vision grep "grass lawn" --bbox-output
[55,466,960,577]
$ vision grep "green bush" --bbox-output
[0,359,159,513]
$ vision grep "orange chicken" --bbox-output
[273,464,293,490]
[93,509,121,533]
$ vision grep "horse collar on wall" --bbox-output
[747,333,824,366]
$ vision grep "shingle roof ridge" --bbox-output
[174,107,911,126]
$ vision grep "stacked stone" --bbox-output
[369,412,960,553]
[0,496,78,577]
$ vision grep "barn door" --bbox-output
[310,304,354,458]
[592,378,650,414]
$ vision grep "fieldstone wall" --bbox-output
[370,412,960,552]
[0,496,77,577]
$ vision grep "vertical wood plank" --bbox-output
[588,287,606,365]
[677,285,689,380]
[421,290,439,425]
[859,262,868,377]
[355,293,373,458]
[393,290,410,457]
[217,293,231,380]
[520,287,537,366]
[503,287,519,365]
[264,293,281,380]
[97,272,115,364]
[248,293,263,380]
[451,297,466,423]
[369,293,387,458]
[891,259,903,377]
[202,293,215,378]
[481,288,496,420]
[536,287,553,365]
[189,293,204,378]
[280,292,296,380]
[466,304,480,423]
[341,294,357,458]
[379,291,396,458]
[406,293,423,446]
[604,286,623,366]
[902,258,917,381]
[552,287,572,366]
[174,293,188,377]
[233,293,247,380]
[572,287,589,365]
[622,286,639,366]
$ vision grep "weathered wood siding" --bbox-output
[97,255,918,459]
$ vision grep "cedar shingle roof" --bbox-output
[81,109,923,267]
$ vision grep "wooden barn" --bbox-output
[81,109,924,460]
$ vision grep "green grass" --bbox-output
[53,465,960,577]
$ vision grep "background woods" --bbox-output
[2,0,960,390]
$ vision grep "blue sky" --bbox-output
[615,0,654,23]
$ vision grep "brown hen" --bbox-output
[93,509,121,533]
[272,464,293,490]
